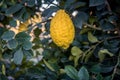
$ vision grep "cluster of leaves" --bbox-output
[0,0,120,80]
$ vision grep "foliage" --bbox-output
[0,0,120,80]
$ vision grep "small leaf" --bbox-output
[88,32,98,43]
[23,50,33,60]
[89,0,105,7]
[80,28,92,34]
[85,49,93,63]
[34,27,42,37]
[98,51,105,62]
[22,41,32,50]
[98,49,113,62]
[1,30,15,41]
[26,0,35,7]
[0,74,8,80]
[71,46,83,56]
[70,2,86,10]
[13,48,23,65]
[96,74,103,80]
[89,16,97,25]
[78,66,89,80]
[74,56,80,67]
[2,64,6,75]
[65,65,79,80]
[5,4,23,15]
[0,0,4,6]
[7,39,18,49]
[43,59,55,71]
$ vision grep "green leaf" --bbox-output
[89,16,97,25]
[1,30,15,41]
[85,49,93,63]
[96,74,103,80]
[0,27,6,37]
[74,56,80,67]
[2,64,5,75]
[73,12,88,29]
[23,50,33,60]
[70,2,86,10]
[9,19,17,27]
[78,66,89,80]
[65,65,79,80]
[0,74,8,80]
[43,59,55,71]
[5,4,23,15]
[88,32,98,43]
[22,41,32,50]
[80,28,92,34]
[13,48,23,65]
[0,0,4,6]
[98,49,113,62]
[7,39,18,49]
[34,27,42,37]
[71,46,83,56]
[64,0,75,9]
[26,0,35,7]
[89,0,105,7]
[15,32,31,44]
[90,64,101,73]
[98,51,105,62]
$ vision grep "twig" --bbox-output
[82,35,120,63]
[47,0,62,9]
[105,0,112,11]
[111,51,120,80]
[83,23,102,31]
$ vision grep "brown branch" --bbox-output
[105,0,112,11]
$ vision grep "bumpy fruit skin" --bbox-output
[50,9,75,49]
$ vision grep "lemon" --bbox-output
[50,9,75,49]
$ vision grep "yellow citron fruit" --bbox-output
[50,9,75,49]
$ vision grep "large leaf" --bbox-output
[5,4,23,15]
[7,39,18,49]
[13,48,23,65]
[42,6,59,18]
[1,30,15,41]
[73,11,88,29]
[88,32,98,43]
[90,64,101,73]
[9,19,17,27]
[65,65,79,80]
[15,32,31,44]
[78,66,89,80]
[89,0,105,7]
[0,27,6,37]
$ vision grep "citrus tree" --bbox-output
[0,0,120,80]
